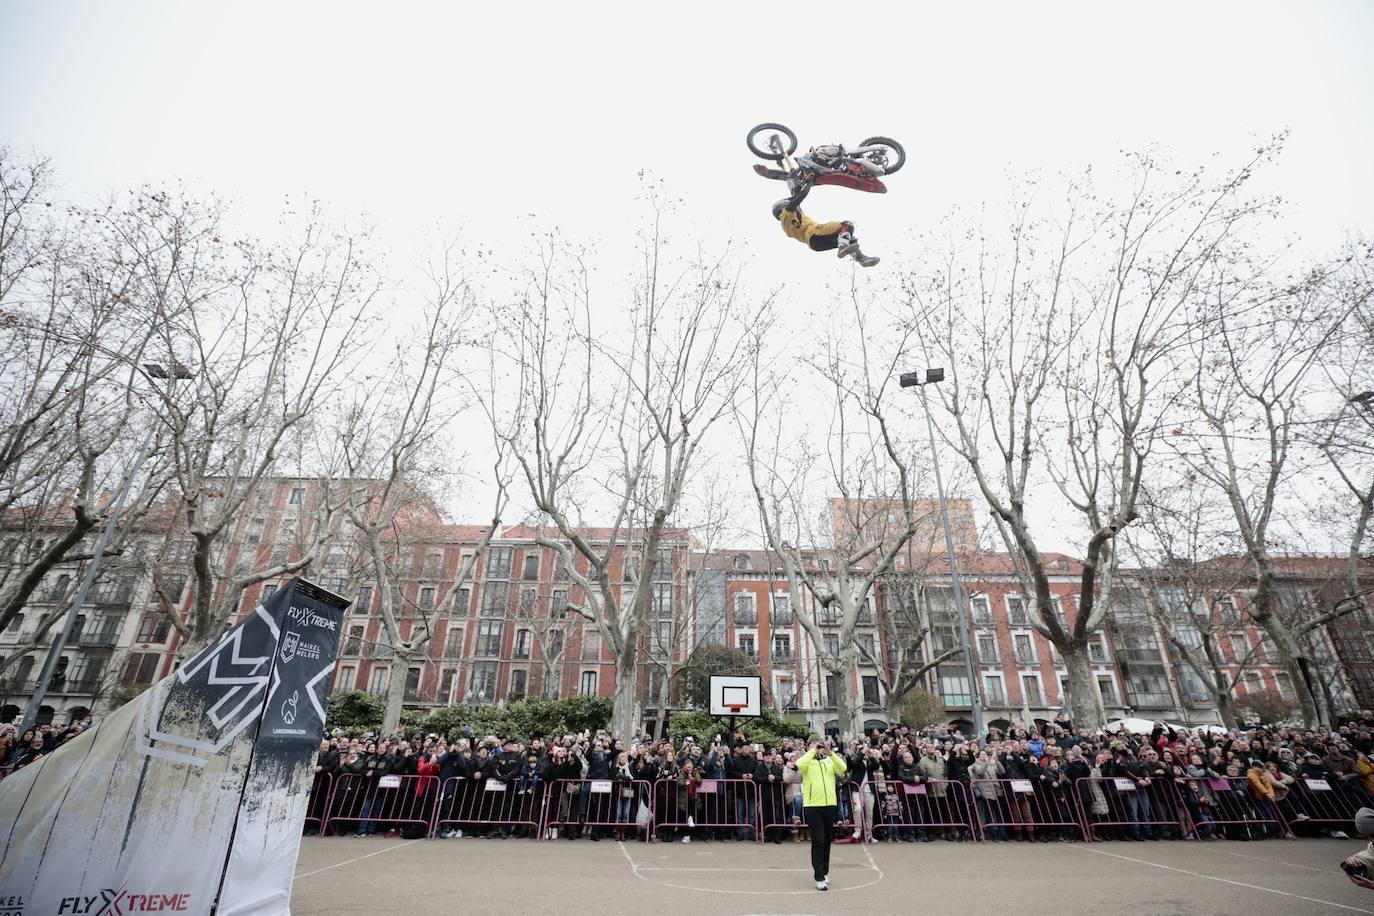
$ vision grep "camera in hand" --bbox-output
[1341,860,1368,878]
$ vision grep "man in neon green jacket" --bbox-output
[797,738,848,890]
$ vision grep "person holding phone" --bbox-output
[797,737,847,891]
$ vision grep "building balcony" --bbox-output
[983,690,1008,706]
[770,650,794,664]
[1125,690,1174,708]
[733,612,757,627]
[79,628,123,648]
[1013,650,1038,666]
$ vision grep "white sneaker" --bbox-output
[548,828,557,839]
[1294,813,1310,821]
[857,254,880,268]
[682,835,692,843]
[687,816,695,828]
[837,242,860,259]
[1332,831,1350,839]
[455,829,463,838]
[815,879,829,891]
[851,830,861,840]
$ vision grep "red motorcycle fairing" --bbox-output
[813,173,887,193]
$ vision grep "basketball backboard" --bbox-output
[708,674,762,717]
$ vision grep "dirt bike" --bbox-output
[746,122,905,194]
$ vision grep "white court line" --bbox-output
[618,841,883,896]
[1193,843,1332,874]
[294,840,420,879]
[1079,845,1374,914]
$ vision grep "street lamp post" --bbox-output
[20,363,188,733]
[899,368,984,737]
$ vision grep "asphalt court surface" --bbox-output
[291,835,1374,915]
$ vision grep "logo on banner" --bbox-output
[56,889,192,914]
[280,631,321,665]
[281,690,299,725]
[286,604,338,632]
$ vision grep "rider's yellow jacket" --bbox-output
[779,208,844,245]
[796,746,847,807]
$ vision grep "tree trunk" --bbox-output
[610,642,638,740]
[382,646,413,733]
[835,647,862,738]
[1214,689,1238,731]
[1061,643,1104,730]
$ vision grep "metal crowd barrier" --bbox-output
[433,775,547,837]
[866,779,979,839]
[652,777,759,842]
[1284,778,1374,834]
[1180,776,1287,839]
[321,773,441,838]
[303,773,334,836]
[1075,776,1191,841]
[541,778,655,843]
[971,777,1087,841]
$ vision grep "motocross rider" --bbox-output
[772,170,879,267]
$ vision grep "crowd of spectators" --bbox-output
[307,710,1374,844]
[0,715,94,772]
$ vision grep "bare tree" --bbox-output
[907,149,1276,729]
[340,249,508,730]
[743,292,949,737]
[506,198,755,741]
[1175,243,1367,726]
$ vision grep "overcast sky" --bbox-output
[3,1,1371,551]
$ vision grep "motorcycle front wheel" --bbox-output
[859,136,906,175]
[747,123,798,161]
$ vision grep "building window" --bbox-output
[582,630,601,661]
[369,667,389,696]
[775,676,795,710]
[551,589,568,619]
[134,613,171,645]
[970,595,992,624]
[1012,633,1037,666]
[481,581,508,616]
[404,667,423,700]
[439,669,456,704]
[738,634,756,658]
[289,487,304,505]
[983,673,1006,705]
[732,554,750,571]
[355,586,373,614]
[419,587,435,609]
[824,634,840,657]
[521,552,540,580]
[580,670,598,696]
[345,625,364,655]
[547,630,565,659]
[443,627,464,658]
[771,593,792,625]
[487,546,513,579]
[1006,594,1029,626]
[121,652,160,687]
[824,674,838,707]
[654,619,673,649]
[471,661,498,703]
[453,587,471,616]
[6,613,23,633]
[510,669,527,700]
[338,665,356,691]
[1096,675,1120,706]
[653,583,673,618]
[939,673,971,706]
[862,675,880,707]
[515,629,532,658]
[733,593,757,626]
[772,633,792,660]
[976,631,999,664]
[476,620,504,657]
[1021,673,1044,707]
[858,634,876,661]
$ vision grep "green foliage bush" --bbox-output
[667,707,810,748]
[325,690,385,733]
[387,696,613,743]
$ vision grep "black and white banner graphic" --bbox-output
[0,577,347,916]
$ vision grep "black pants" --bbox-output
[804,805,837,882]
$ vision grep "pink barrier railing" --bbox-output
[1075,777,1191,841]
[1283,778,1374,833]
[652,777,759,842]
[433,776,547,836]
[541,778,654,843]
[303,773,334,836]
[1179,776,1287,840]
[971,778,1087,841]
[757,782,803,841]
[322,773,441,838]
[865,779,979,839]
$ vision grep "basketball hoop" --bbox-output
[725,703,745,715]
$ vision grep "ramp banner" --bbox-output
[0,577,347,915]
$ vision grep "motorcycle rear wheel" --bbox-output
[859,136,906,175]
[747,123,799,162]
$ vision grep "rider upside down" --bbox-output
[773,179,879,268]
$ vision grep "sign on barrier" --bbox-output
[1285,780,1373,831]
[653,777,759,842]
[541,778,654,843]
[322,773,440,838]
[973,778,1086,841]
[1075,777,1191,841]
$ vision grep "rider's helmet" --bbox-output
[772,200,790,220]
